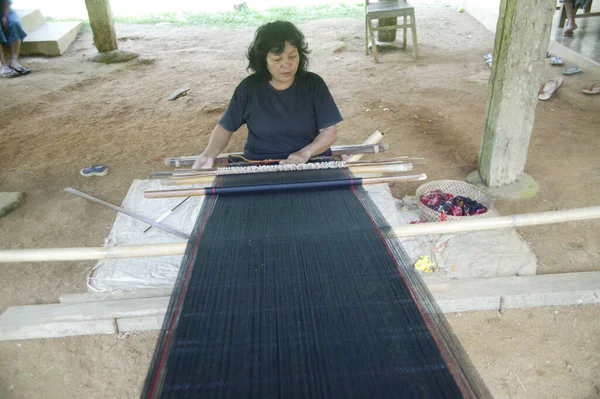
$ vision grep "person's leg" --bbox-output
[5,10,29,73]
[563,0,580,35]
[0,32,18,77]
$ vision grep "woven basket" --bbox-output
[416,180,493,222]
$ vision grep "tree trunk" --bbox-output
[85,0,118,53]
[478,0,555,187]
[377,0,397,42]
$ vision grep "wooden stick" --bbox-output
[2,206,599,263]
[145,174,428,199]
[165,143,390,167]
[65,188,190,240]
[346,130,384,162]
[143,196,190,233]
[160,157,412,178]
[162,163,414,186]
[0,243,188,262]
[391,206,600,237]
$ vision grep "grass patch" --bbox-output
[48,3,364,27]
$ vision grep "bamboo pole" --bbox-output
[165,143,390,167]
[162,163,414,186]
[346,130,384,162]
[391,206,600,237]
[1,206,599,263]
[0,243,188,263]
[145,174,428,199]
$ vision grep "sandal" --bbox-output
[563,65,582,76]
[582,83,600,95]
[538,76,563,101]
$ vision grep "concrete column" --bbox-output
[85,0,118,53]
[478,0,555,187]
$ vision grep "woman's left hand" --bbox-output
[280,150,312,164]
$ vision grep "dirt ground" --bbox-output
[1,5,599,398]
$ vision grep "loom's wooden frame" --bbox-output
[1,206,599,263]
[144,174,427,199]
[161,163,415,186]
[165,143,390,167]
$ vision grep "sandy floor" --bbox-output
[1,5,599,398]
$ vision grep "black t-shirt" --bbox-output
[219,71,343,159]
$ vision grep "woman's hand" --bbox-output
[280,149,312,165]
[192,153,214,170]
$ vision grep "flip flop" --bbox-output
[582,83,600,95]
[80,164,109,177]
[551,57,563,66]
[12,66,32,75]
[538,76,564,101]
[563,65,582,76]
[0,68,19,78]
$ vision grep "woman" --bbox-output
[562,0,592,36]
[0,0,31,78]
[192,21,343,169]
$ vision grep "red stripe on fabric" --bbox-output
[342,169,475,398]
[148,176,224,398]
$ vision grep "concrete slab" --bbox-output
[14,9,46,33]
[2,272,599,340]
[466,170,540,200]
[0,192,24,218]
[426,271,600,312]
[21,21,83,56]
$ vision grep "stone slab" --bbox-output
[60,287,174,304]
[21,21,83,56]
[467,171,540,200]
[15,9,45,33]
[0,192,24,218]
[117,315,165,333]
[426,271,600,312]
[2,272,599,341]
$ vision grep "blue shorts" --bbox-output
[0,10,27,45]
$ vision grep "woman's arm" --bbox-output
[191,124,234,169]
[1,1,11,28]
[280,125,338,164]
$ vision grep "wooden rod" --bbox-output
[162,163,414,186]
[2,206,599,263]
[146,174,428,199]
[65,188,190,240]
[391,205,600,237]
[165,143,390,167]
[160,157,412,178]
[0,243,188,263]
[346,130,384,162]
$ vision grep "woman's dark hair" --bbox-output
[247,21,310,79]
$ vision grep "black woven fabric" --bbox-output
[143,170,490,398]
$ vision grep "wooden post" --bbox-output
[85,0,118,52]
[378,0,398,42]
[478,0,555,187]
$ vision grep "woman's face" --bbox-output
[266,41,299,88]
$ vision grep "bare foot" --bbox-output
[563,21,577,36]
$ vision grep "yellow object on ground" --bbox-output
[414,255,435,273]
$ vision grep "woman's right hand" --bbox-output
[192,153,214,170]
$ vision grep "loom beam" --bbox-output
[0,206,598,263]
